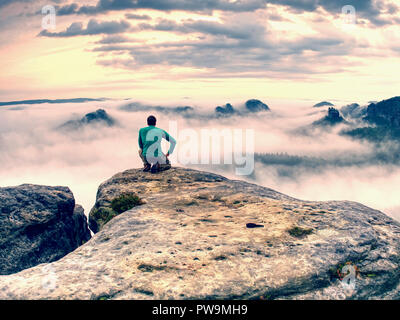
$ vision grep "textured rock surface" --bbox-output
[0,168,399,299]
[0,184,91,275]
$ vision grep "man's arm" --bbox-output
[163,130,176,156]
[138,129,144,149]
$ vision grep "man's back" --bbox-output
[139,126,176,158]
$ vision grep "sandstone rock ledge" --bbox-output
[0,168,399,300]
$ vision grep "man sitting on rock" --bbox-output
[139,115,177,173]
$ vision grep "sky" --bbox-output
[0,0,400,103]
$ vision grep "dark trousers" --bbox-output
[139,150,171,171]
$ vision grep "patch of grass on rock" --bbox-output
[175,198,199,206]
[214,255,227,261]
[92,207,117,226]
[111,193,144,214]
[138,264,167,272]
[91,193,144,232]
[288,226,313,238]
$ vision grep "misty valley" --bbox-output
[1,96,400,222]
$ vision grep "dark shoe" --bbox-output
[158,156,171,172]
[150,163,160,174]
[159,163,171,172]
[143,164,151,172]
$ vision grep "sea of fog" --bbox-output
[0,97,399,222]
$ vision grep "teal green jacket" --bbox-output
[138,126,176,157]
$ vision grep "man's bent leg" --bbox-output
[159,154,171,172]
[148,154,171,173]
[139,150,151,171]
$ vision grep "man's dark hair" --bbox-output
[147,115,156,126]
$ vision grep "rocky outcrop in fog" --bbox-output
[215,99,271,117]
[342,96,400,142]
[313,107,347,127]
[215,103,235,117]
[245,99,270,113]
[364,97,400,128]
[58,109,116,130]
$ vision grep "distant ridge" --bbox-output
[313,101,334,108]
[0,98,107,107]
[58,109,117,130]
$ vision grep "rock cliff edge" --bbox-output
[0,168,399,299]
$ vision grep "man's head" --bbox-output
[147,115,157,126]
